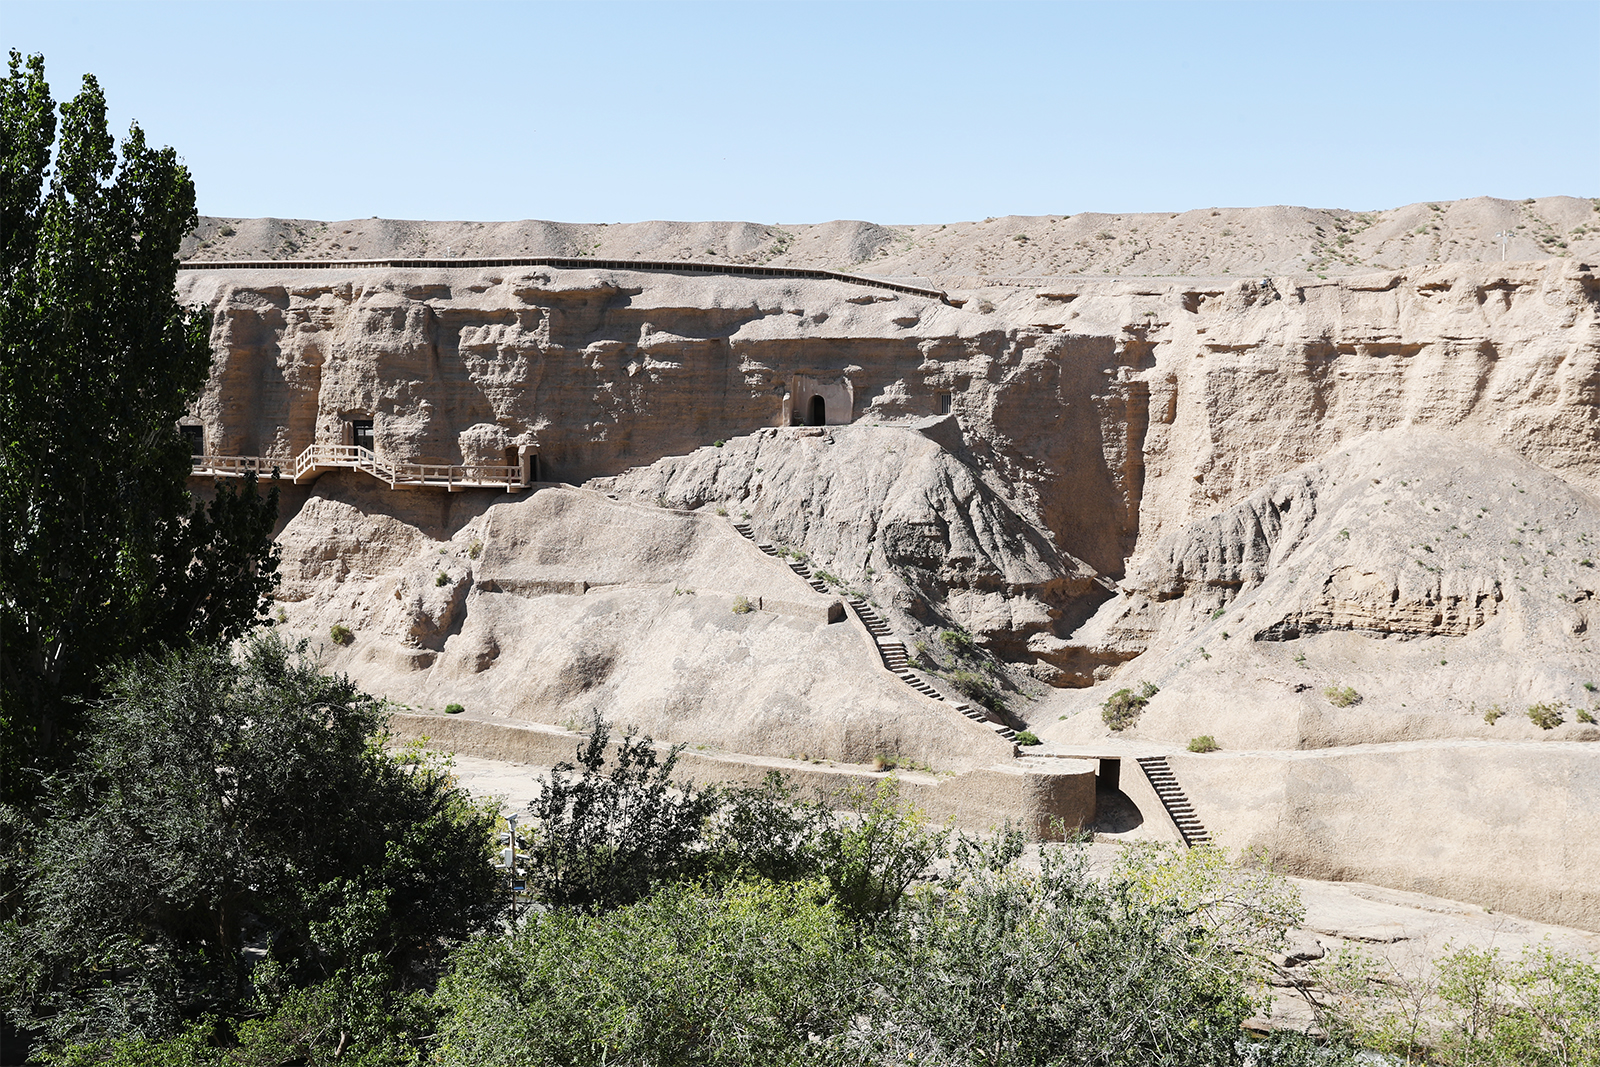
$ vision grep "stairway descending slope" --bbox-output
[729,521,1017,745]
[1135,756,1211,847]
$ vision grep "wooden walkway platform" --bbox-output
[190,444,527,492]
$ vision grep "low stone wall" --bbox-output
[388,712,1096,839]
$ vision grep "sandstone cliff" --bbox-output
[179,249,1600,926]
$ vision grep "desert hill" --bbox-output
[176,234,1599,926]
[182,196,1600,282]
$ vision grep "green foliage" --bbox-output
[814,777,944,935]
[1014,729,1040,746]
[0,635,500,1048]
[1101,681,1159,731]
[466,539,482,560]
[329,622,353,646]
[940,668,1008,714]
[1188,734,1220,752]
[1317,940,1600,1066]
[444,702,464,715]
[1484,704,1505,724]
[433,879,861,1067]
[519,713,720,912]
[1324,685,1361,707]
[434,570,449,587]
[1579,707,1598,725]
[1,52,280,795]
[874,842,1291,1067]
[939,628,976,656]
[1527,702,1566,730]
[731,594,754,614]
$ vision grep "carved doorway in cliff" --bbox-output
[180,425,204,456]
[809,395,826,426]
[351,419,374,455]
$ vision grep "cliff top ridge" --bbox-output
[184,195,1599,282]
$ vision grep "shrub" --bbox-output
[329,623,353,646]
[218,223,236,237]
[467,539,482,560]
[940,629,976,656]
[1527,702,1566,730]
[1187,735,1219,753]
[1014,730,1041,746]
[1578,707,1597,725]
[731,595,754,614]
[1101,682,1158,731]
[714,505,728,516]
[1323,685,1361,707]
[942,669,1007,714]
[435,570,449,587]
[445,702,465,715]
[1484,705,1505,724]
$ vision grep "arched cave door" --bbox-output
[809,394,826,426]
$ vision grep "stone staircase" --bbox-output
[731,520,1017,746]
[1135,755,1211,847]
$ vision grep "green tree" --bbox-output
[0,635,500,1050]
[433,878,865,1067]
[0,51,280,796]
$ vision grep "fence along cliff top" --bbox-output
[178,256,957,305]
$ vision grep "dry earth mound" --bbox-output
[182,196,1600,280]
[275,478,1013,772]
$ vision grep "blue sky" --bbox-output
[5,1,1596,222]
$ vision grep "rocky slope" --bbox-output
[179,248,1599,926]
[181,196,1600,282]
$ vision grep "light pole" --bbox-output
[1495,231,1509,261]
[500,812,523,921]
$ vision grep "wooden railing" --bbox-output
[193,444,527,492]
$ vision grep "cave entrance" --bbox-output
[809,395,826,426]
[180,425,204,456]
[351,419,374,454]
[1098,757,1121,793]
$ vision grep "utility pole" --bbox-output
[1494,231,1509,261]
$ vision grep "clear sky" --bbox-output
[4,0,1596,223]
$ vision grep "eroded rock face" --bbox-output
[182,259,1599,688]
[1049,433,1600,748]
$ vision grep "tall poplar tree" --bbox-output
[0,52,280,797]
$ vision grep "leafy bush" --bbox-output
[435,570,450,587]
[732,595,754,614]
[1015,730,1041,746]
[1527,702,1566,730]
[1579,708,1598,725]
[1324,685,1361,707]
[1101,681,1159,731]
[519,714,719,913]
[445,702,465,715]
[433,879,861,1067]
[941,668,1008,714]
[329,623,353,646]
[1316,940,1600,1066]
[1484,705,1505,724]
[939,629,976,656]
[1188,735,1219,753]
